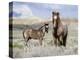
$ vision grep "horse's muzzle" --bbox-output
[45,28,48,33]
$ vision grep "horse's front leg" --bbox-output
[58,37,63,46]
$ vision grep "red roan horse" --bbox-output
[52,11,68,47]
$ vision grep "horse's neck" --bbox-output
[38,25,45,36]
[57,17,62,27]
[54,18,62,32]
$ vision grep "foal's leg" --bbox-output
[39,38,43,46]
[25,37,30,46]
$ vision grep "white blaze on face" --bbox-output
[53,15,57,20]
[45,25,49,28]
[53,15,57,27]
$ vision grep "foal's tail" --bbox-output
[23,29,28,41]
[23,30,29,46]
[23,30,26,40]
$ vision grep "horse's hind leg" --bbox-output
[25,37,30,46]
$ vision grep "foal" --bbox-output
[23,23,49,46]
[52,11,68,47]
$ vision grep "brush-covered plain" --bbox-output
[9,19,78,58]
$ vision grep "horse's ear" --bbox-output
[57,12,59,15]
[52,12,54,14]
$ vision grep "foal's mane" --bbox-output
[38,24,45,31]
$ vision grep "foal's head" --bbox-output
[52,11,60,28]
[44,23,49,33]
[39,23,49,33]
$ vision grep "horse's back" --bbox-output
[23,29,32,39]
[23,28,44,39]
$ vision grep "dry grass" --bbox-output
[9,18,78,58]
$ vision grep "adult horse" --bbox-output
[52,11,68,47]
[23,23,49,46]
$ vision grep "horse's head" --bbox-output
[38,23,49,33]
[52,11,60,28]
[44,23,49,33]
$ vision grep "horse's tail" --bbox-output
[63,26,68,47]
[23,30,25,40]
[63,33,67,46]
[23,29,29,46]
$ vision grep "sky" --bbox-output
[9,1,78,19]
